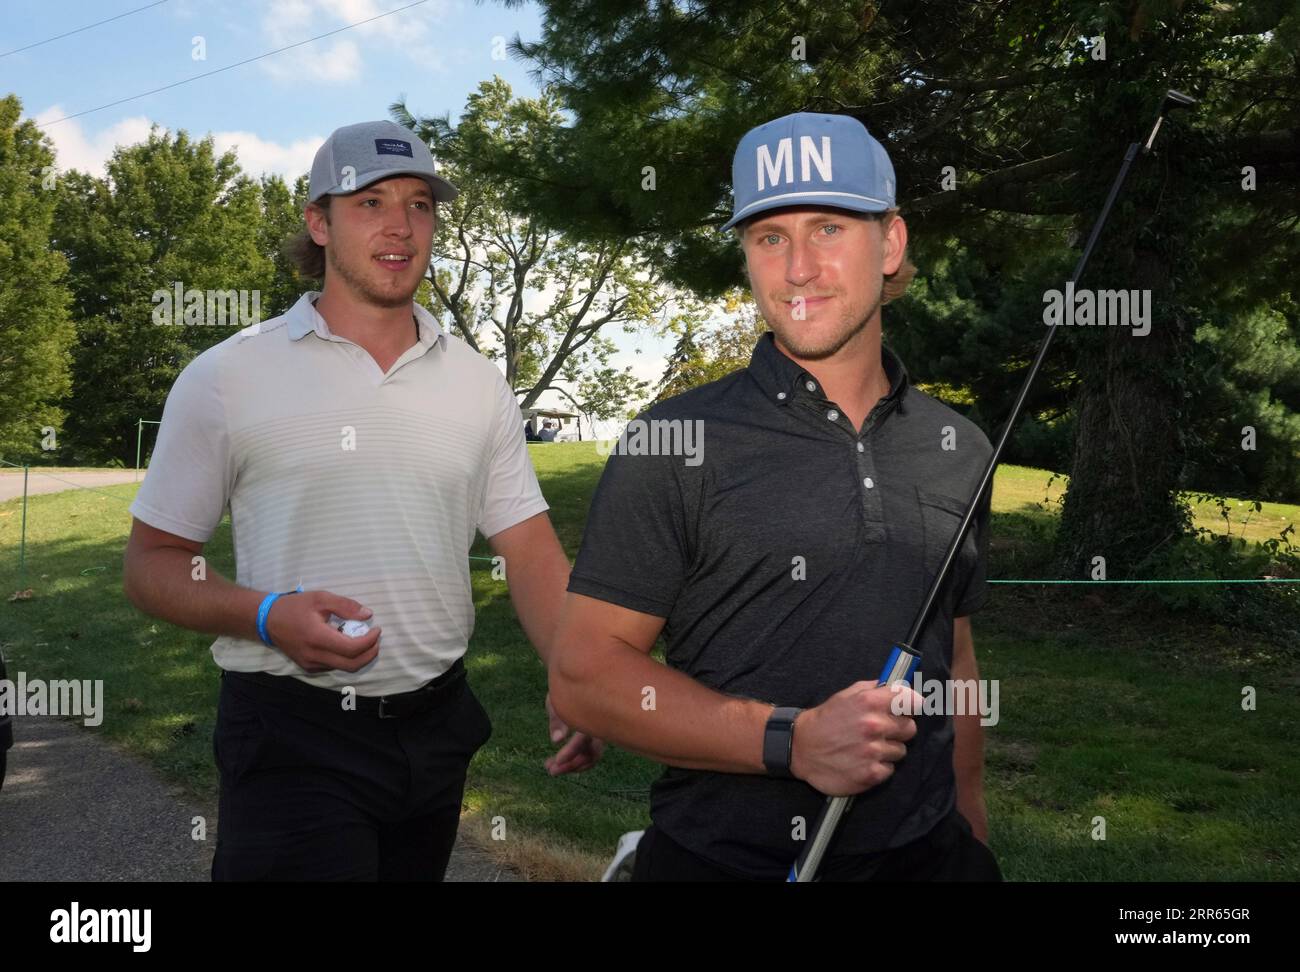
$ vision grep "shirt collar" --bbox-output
[747,331,910,413]
[286,291,448,351]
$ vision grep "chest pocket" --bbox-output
[916,487,979,611]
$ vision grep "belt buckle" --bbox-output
[378,696,398,719]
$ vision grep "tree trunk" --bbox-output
[1054,132,1199,578]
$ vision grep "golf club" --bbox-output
[788,88,1198,882]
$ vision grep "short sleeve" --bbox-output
[953,483,992,617]
[476,374,549,538]
[128,349,232,543]
[567,425,690,619]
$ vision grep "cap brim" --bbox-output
[720,194,891,233]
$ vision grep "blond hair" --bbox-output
[875,208,916,305]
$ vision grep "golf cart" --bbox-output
[521,407,582,443]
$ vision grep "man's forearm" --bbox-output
[951,628,989,841]
[124,547,266,642]
[551,641,772,774]
[953,711,988,841]
[502,545,571,667]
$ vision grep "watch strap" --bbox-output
[763,706,803,778]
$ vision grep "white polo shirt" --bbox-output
[129,291,548,695]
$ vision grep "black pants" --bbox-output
[211,666,492,881]
[632,810,1004,882]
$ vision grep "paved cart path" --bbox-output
[0,716,519,882]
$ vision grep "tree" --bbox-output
[51,127,272,466]
[258,173,313,318]
[0,95,75,464]
[655,292,766,401]
[392,79,683,420]
[484,0,1300,574]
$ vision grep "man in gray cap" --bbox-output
[124,120,600,881]
[549,112,1001,881]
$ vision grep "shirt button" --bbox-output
[777,392,787,401]
[857,442,865,452]
[827,409,839,421]
[805,380,816,392]
[863,477,875,489]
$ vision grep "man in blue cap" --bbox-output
[549,113,1002,880]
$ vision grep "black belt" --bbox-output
[224,657,466,719]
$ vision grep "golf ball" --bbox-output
[327,613,372,638]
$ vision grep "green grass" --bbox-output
[984,461,1299,548]
[2,444,1298,880]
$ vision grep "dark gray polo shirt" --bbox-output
[568,331,993,878]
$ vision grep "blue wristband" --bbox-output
[257,584,304,648]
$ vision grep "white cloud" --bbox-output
[257,0,456,84]
[33,107,156,177]
[210,131,323,182]
[31,107,322,184]
[259,38,364,83]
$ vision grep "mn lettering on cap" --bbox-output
[721,112,896,231]
[308,119,459,204]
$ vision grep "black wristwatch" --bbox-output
[763,706,803,779]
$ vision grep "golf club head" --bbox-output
[1143,89,1197,152]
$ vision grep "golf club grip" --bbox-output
[788,645,922,882]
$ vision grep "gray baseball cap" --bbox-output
[308,120,458,205]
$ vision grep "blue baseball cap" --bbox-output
[721,112,896,232]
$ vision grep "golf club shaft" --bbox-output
[788,644,921,881]
[789,91,1192,883]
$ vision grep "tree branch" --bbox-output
[906,149,1084,215]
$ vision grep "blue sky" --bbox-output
[3,0,545,179]
[1,0,680,423]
